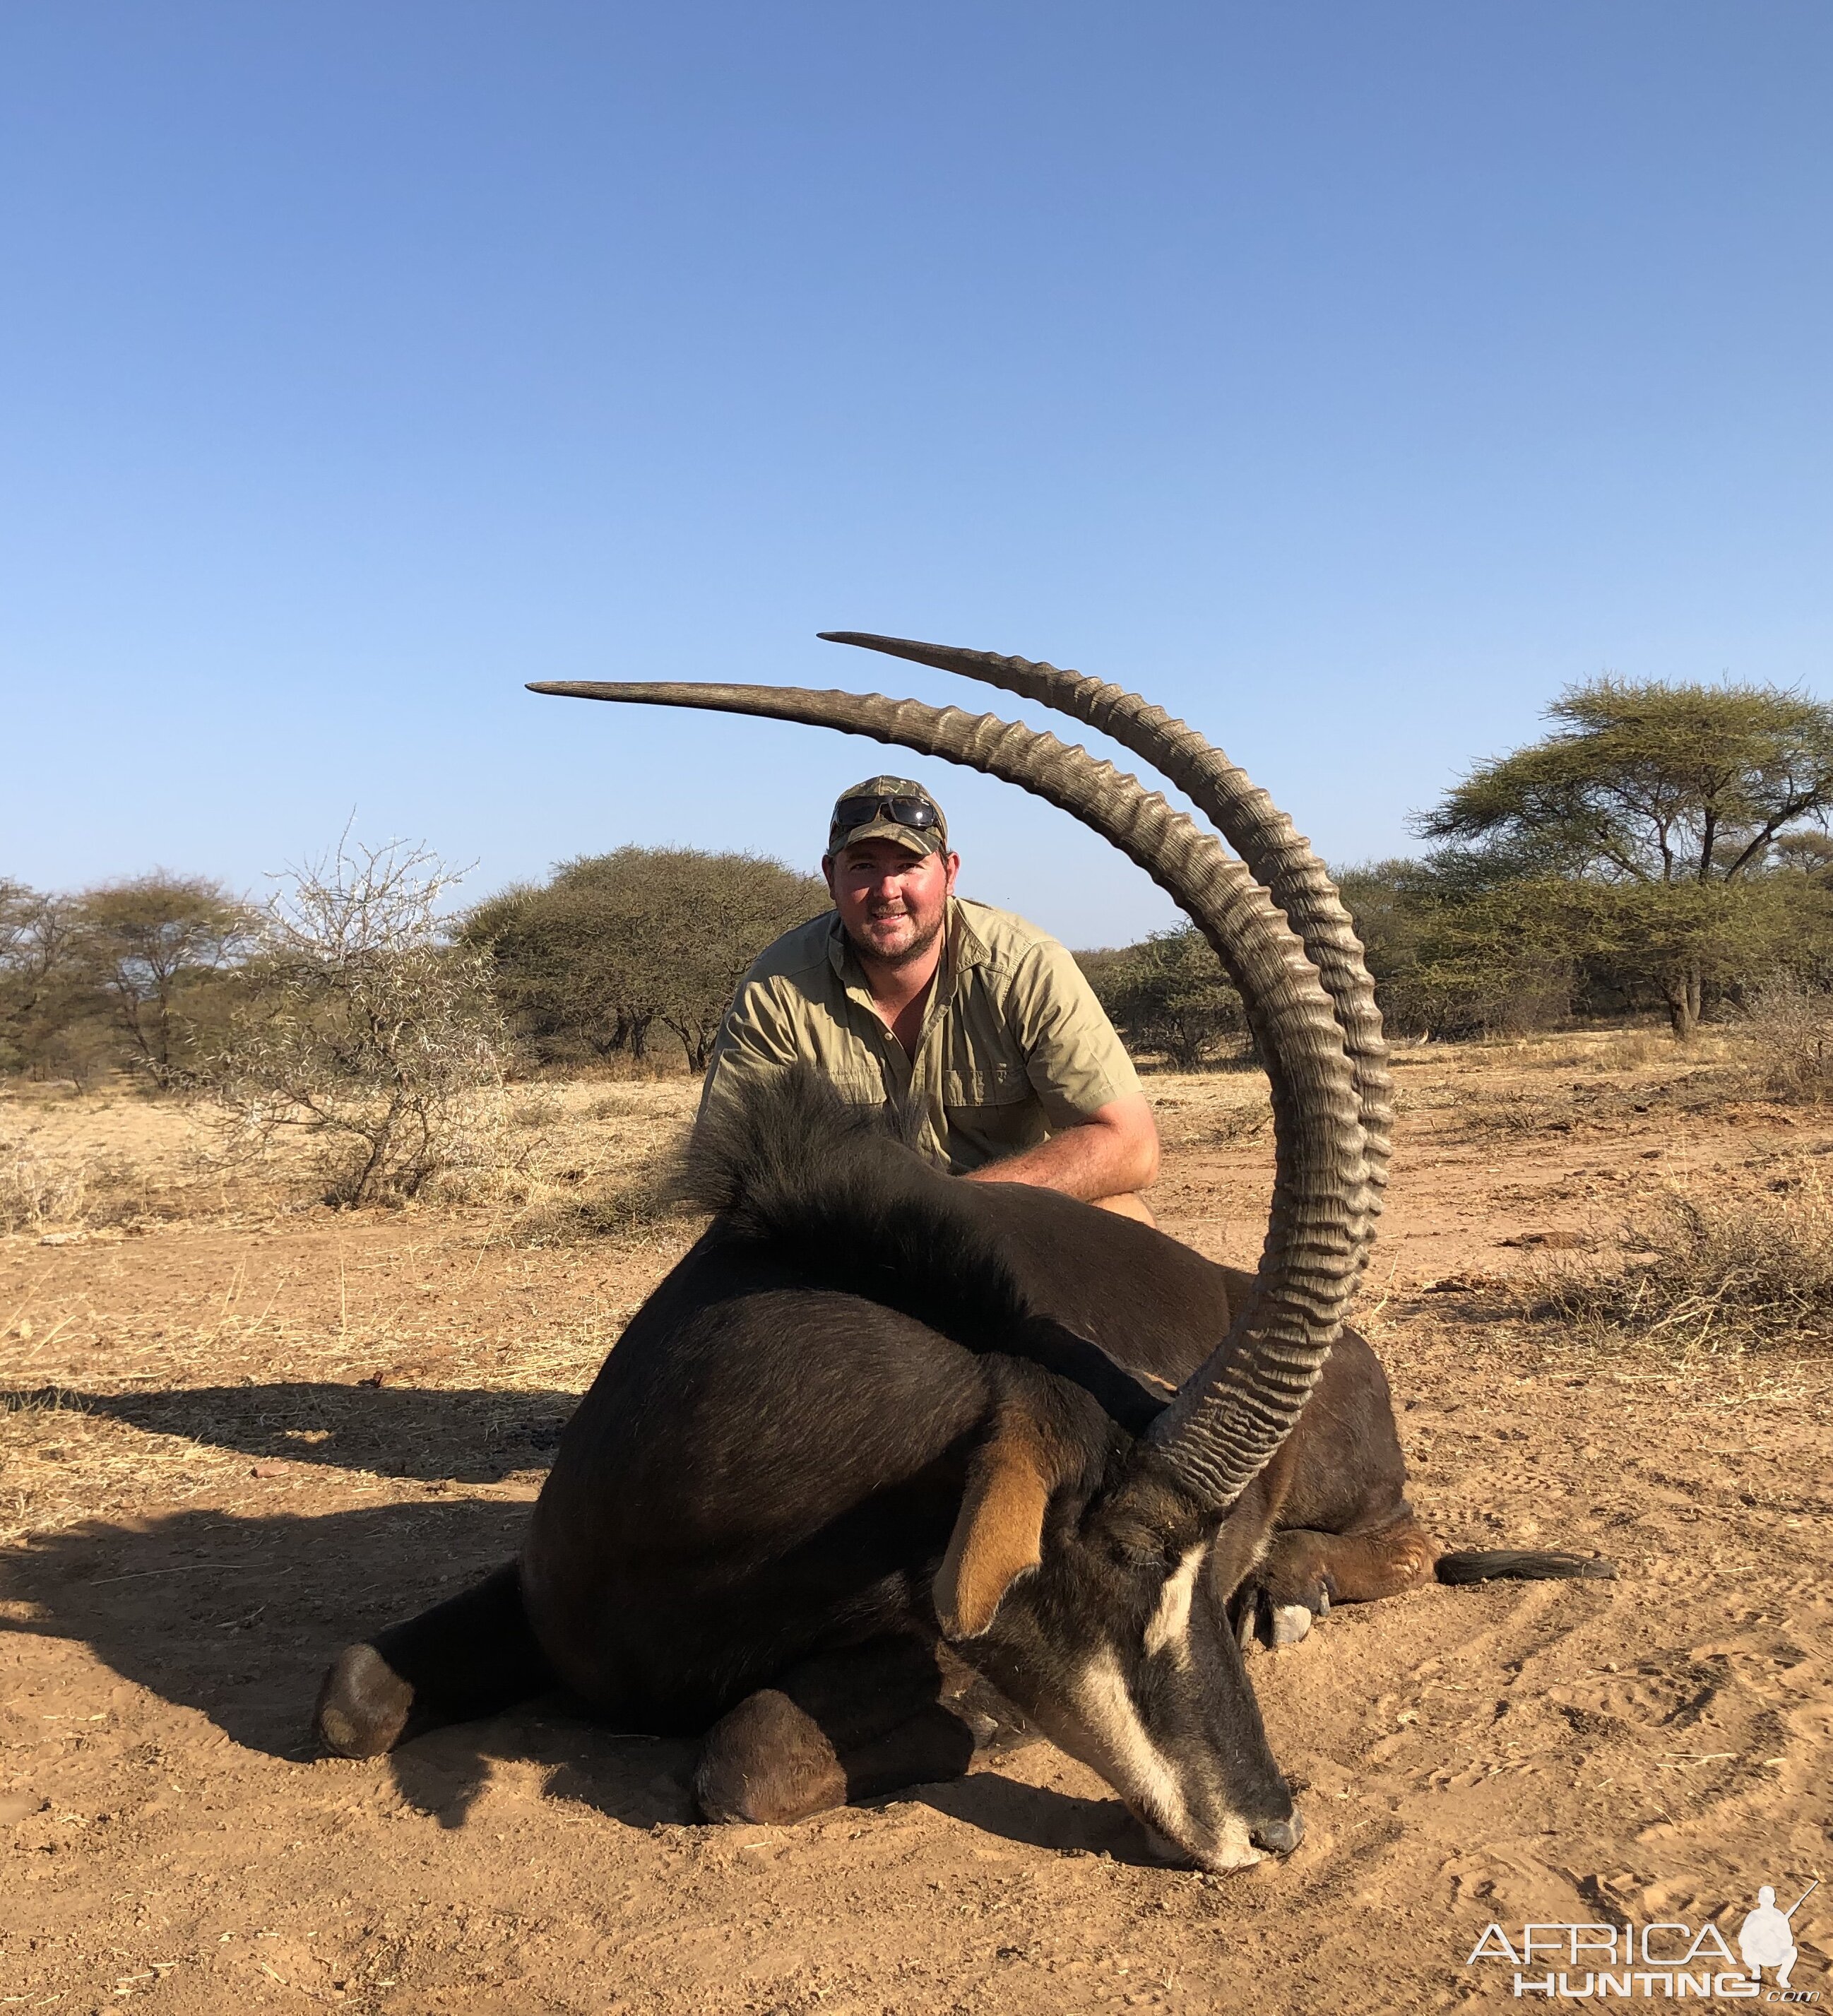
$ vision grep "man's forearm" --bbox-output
[961,1097,1160,1202]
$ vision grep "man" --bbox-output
[697,775,1161,1221]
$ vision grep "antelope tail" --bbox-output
[1435,1549,1617,1585]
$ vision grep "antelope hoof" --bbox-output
[1269,1602,1314,1647]
[314,1643,415,1757]
[694,1689,846,1826]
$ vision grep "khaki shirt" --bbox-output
[697,898,1141,1173]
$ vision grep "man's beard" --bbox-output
[843,906,947,971]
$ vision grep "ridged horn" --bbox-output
[527,675,1365,1512]
[819,632,1391,1226]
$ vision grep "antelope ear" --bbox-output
[935,1413,1060,1640]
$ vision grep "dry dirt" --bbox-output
[2,1036,1829,2013]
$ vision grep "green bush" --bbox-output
[1080,926,1245,1069]
[465,848,829,1073]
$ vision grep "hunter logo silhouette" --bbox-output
[1739,1880,1815,1989]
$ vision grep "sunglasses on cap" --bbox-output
[829,794,944,835]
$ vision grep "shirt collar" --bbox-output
[948,899,990,975]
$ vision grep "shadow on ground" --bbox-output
[917,1772,1154,1864]
[4,1382,579,1483]
[0,1499,689,1832]
[1,1498,1156,1863]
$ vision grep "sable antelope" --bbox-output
[315,635,1609,1871]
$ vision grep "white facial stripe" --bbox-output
[1143,1543,1209,1663]
[1074,1647,1192,1840]
[1068,1649,1267,1872]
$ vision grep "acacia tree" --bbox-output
[0,881,80,1077]
[69,873,252,1081]
[1418,680,1833,1035]
[466,848,829,1072]
[1775,830,1833,884]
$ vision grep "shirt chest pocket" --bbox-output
[822,1067,893,1109]
[941,1062,1032,1108]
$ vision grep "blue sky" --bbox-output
[4,3,1829,946]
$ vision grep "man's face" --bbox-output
[824,838,960,969]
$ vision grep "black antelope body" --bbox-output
[314,634,1609,1871]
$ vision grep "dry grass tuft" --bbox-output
[0,1134,189,1235]
[0,1143,93,1234]
[0,1382,90,1419]
[1526,1165,1833,1357]
[1456,1087,1569,1137]
[1582,1031,1675,1072]
[584,1089,641,1122]
[1452,1066,1756,1141]
[1,1089,300,1230]
[1741,976,1833,1103]
[509,1090,568,1131]
[472,1079,703,1245]
[502,1166,698,1247]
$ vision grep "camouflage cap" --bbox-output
[826,776,949,859]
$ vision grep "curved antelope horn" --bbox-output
[527,675,1364,1514]
[536,673,1363,1516]
[818,632,1390,1223]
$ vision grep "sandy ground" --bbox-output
[1,1040,1829,2013]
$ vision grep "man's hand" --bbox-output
[960,1093,1160,1205]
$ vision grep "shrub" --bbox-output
[1338,854,1832,1042]
[1529,1173,1833,1356]
[1082,926,1245,1069]
[0,1139,90,1235]
[1741,973,1833,1102]
[201,838,509,1206]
